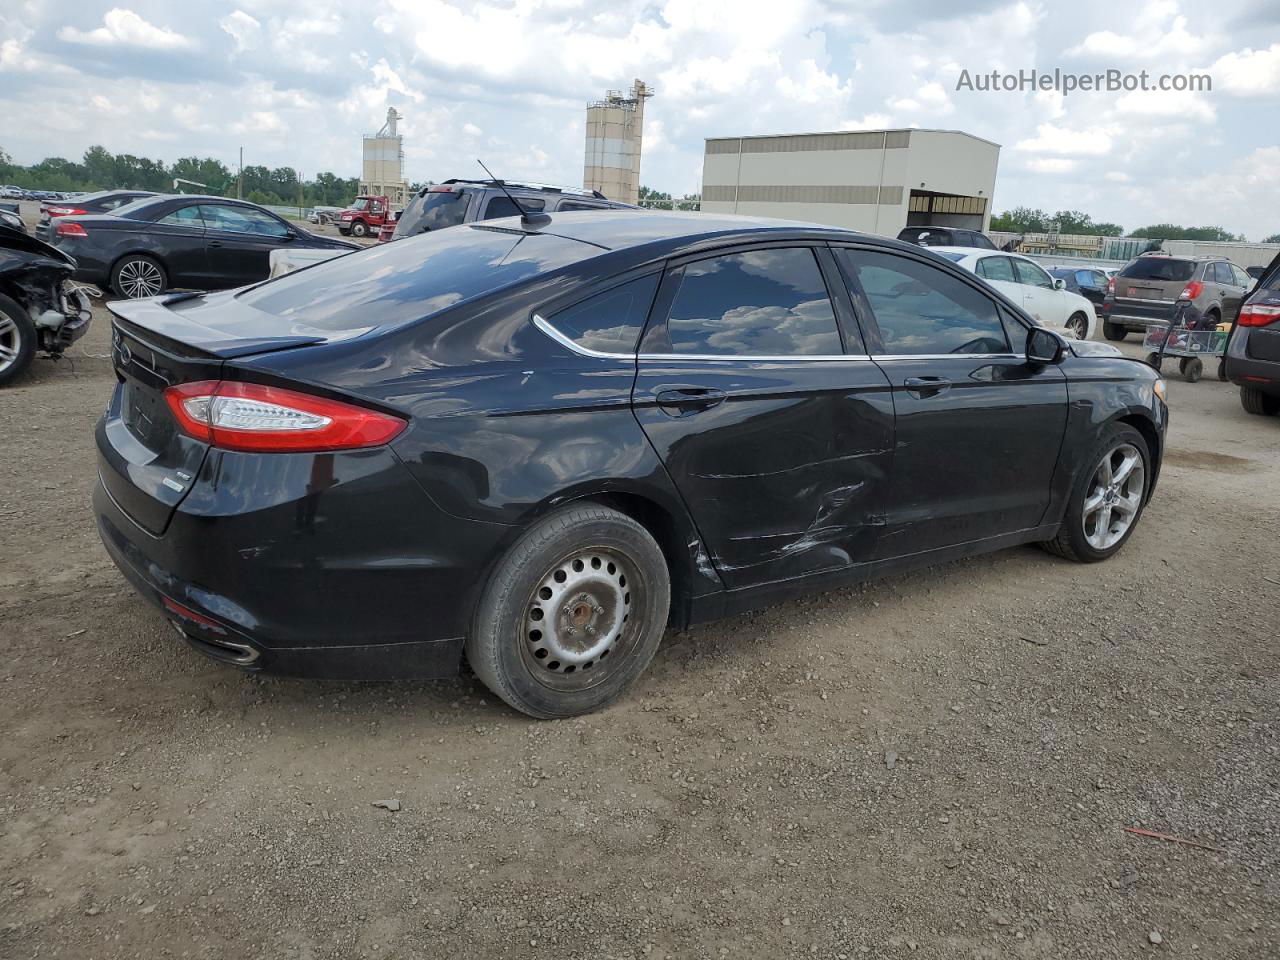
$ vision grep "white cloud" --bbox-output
[1025,157,1077,173]
[1015,122,1115,156]
[1114,88,1215,121]
[219,11,261,54]
[1104,171,1131,182]
[1066,1,1211,60]
[1209,43,1280,96]
[58,8,192,51]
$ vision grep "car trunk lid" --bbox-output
[98,294,330,534]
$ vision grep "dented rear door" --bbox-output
[631,244,895,589]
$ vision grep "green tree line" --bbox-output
[989,205,1253,242]
[0,145,361,208]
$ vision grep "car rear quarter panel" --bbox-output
[242,278,725,607]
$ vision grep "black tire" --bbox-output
[1217,359,1229,382]
[1041,423,1151,563]
[0,292,37,387]
[1103,321,1128,342]
[1182,357,1202,383]
[337,227,350,236]
[350,221,368,238]
[1241,386,1280,416]
[111,254,167,299]
[1145,352,1163,372]
[1068,312,1090,341]
[467,503,671,718]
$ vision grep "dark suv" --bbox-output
[393,179,635,240]
[897,226,997,250]
[1226,251,1280,416]
[1101,254,1251,341]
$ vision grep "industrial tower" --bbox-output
[583,80,653,205]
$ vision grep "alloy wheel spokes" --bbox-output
[0,315,18,368]
[1082,442,1146,550]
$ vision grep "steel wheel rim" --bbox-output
[119,259,163,298]
[520,546,645,692]
[0,312,19,373]
[1082,442,1145,550]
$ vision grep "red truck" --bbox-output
[337,195,391,238]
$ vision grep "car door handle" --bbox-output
[655,387,727,416]
[904,376,952,397]
[208,240,223,247]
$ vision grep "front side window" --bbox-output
[199,205,289,238]
[661,248,842,356]
[977,256,1016,283]
[1012,259,1054,289]
[838,248,1009,356]
[544,275,659,355]
[483,196,545,220]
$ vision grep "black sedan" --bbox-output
[1049,266,1110,306]
[94,212,1167,717]
[51,195,356,298]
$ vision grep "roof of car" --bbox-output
[498,209,855,254]
[919,245,1013,258]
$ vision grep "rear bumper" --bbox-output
[1227,328,1280,394]
[93,440,511,680]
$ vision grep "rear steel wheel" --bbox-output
[1068,312,1089,340]
[467,503,670,718]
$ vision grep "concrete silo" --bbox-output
[361,107,408,207]
[583,80,652,205]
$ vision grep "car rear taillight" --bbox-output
[55,221,88,237]
[1106,276,1115,295]
[428,186,457,193]
[46,205,86,217]
[164,380,406,452]
[1178,280,1204,301]
[1238,303,1280,327]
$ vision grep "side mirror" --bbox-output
[1027,327,1066,364]
[1052,278,1067,290]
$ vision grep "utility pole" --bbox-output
[237,146,243,199]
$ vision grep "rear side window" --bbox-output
[660,248,842,356]
[838,248,1009,356]
[237,225,595,333]
[968,232,997,250]
[557,200,606,212]
[1119,258,1195,282]
[483,196,545,220]
[543,275,659,355]
[1230,264,1251,287]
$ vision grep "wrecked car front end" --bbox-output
[0,222,93,385]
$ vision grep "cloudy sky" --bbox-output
[2,0,1279,238]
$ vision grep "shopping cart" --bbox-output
[1142,315,1230,383]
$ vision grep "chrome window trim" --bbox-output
[534,313,873,362]
[873,353,1025,361]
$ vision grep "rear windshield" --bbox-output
[401,190,469,234]
[899,229,949,245]
[1119,257,1195,282]
[236,225,595,332]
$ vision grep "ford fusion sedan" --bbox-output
[95,212,1166,718]
[51,195,357,298]
[930,247,1098,340]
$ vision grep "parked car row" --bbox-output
[1,186,85,202]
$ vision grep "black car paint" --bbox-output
[1226,250,1280,398]
[51,195,356,293]
[94,213,1166,679]
[1050,268,1107,306]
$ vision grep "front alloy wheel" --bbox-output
[1041,424,1151,563]
[1068,313,1089,340]
[1081,442,1145,551]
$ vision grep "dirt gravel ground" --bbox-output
[2,292,1278,959]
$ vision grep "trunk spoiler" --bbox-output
[107,293,329,359]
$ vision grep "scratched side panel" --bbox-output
[632,358,895,589]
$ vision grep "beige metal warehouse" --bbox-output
[700,128,1000,237]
